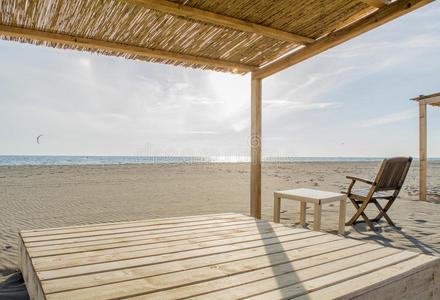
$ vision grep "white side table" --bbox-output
[274,188,347,235]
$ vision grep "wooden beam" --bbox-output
[122,0,314,44]
[253,0,434,79]
[0,24,256,74]
[411,92,440,100]
[419,96,440,105]
[411,92,440,105]
[360,0,392,8]
[419,101,427,201]
[250,74,262,219]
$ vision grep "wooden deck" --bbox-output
[19,213,440,300]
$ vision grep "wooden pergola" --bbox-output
[411,92,440,201]
[0,0,435,218]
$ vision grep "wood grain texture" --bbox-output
[250,75,262,219]
[19,213,440,300]
[419,102,427,201]
[360,0,391,8]
[0,24,255,74]
[253,0,435,78]
[123,0,314,44]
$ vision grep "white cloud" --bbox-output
[359,109,418,128]
[1,1,440,157]
[264,100,338,111]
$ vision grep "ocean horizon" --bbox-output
[0,155,438,166]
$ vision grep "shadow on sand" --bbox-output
[348,222,440,256]
[0,272,29,300]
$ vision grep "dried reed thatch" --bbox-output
[0,0,372,74]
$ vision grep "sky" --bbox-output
[0,2,439,158]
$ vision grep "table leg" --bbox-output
[299,202,306,226]
[313,203,321,231]
[338,198,346,235]
[273,196,281,223]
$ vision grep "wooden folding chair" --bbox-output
[343,157,412,231]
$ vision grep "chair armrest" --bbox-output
[346,176,375,185]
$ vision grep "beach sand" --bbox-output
[0,161,439,298]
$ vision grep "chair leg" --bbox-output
[346,198,368,225]
[346,198,376,231]
[359,211,376,231]
[373,199,397,227]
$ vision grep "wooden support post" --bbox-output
[250,74,262,219]
[338,199,346,235]
[273,196,280,223]
[299,202,307,227]
[419,102,427,201]
[313,203,322,231]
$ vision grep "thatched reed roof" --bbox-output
[0,0,434,75]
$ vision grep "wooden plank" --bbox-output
[245,251,420,299]
[122,0,314,44]
[27,221,289,257]
[43,236,360,297]
[41,232,342,296]
[22,215,254,243]
[20,212,243,237]
[38,231,331,280]
[410,92,440,101]
[419,95,440,105]
[21,216,440,300]
[24,218,258,248]
[0,24,255,74]
[360,0,391,8]
[253,0,435,79]
[250,74,262,218]
[349,264,440,299]
[297,255,440,299]
[190,246,402,300]
[18,236,45,300]
[32,224,298,270]
[128,242,382,300]
[26,220,280,256]
[419,102,427,201]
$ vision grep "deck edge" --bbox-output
[19,233,46,300]
[337,256,440,300]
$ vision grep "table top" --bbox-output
[274,188,346,204]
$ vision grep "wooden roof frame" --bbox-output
[125,0,316,45]
[0,0,433,78]
[253,0,434,79]
[411,92,440,106]
[0,0,435,218]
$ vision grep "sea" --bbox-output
[0,155,437,166]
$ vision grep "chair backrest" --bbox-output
[373,157,412,191]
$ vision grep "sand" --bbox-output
[0,161,439,298]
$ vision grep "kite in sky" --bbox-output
[37,134,43,144]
